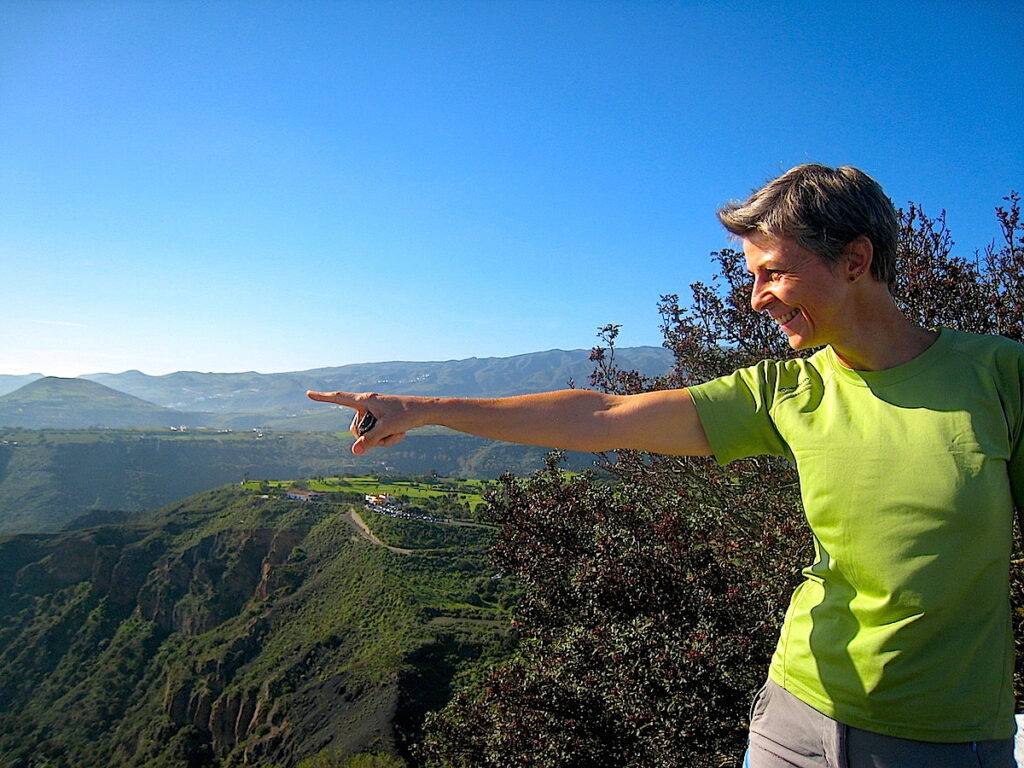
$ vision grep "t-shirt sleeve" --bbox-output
[1011,430,1023,511]
[989,337,1024,510]
[687,360,792,465]
[1008,356,1024,510]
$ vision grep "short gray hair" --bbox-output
[717,164,898,285]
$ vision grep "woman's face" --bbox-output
[743,234,853,351]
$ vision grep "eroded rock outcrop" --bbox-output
[136,528,306,635]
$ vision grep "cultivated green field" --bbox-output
[243,474,492,513]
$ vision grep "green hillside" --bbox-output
[0,484,515,767]
[0,428,597,535]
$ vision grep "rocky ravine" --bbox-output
[0,486,511,768]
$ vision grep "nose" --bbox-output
[750,274,771,313]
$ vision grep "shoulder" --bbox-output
[943,327,1024,353]
[691,354,827,402]
[733,353,829,378]
[941,328,1024,375]
[939,330,1024,435]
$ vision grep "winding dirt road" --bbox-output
[344,508,415,555]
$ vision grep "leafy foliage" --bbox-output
[421,194,1023,767]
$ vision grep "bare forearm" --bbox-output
[412,388,711,455]
[411,389,625,451]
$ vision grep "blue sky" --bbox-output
[1,0,1021,377]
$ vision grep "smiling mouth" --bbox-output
[775,309,799,326]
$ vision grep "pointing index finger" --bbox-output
[306,390,360,407]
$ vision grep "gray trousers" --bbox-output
[746,679,1015,768]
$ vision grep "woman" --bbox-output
[309,165,1024,767]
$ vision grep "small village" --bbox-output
[362,492,446,523]
[282,487,447,524]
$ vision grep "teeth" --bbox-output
[777,309,798,325]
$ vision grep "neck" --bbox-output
[829,292,938,371]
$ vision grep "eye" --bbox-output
[769,271,784,281]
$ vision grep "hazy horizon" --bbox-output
[0,341,671,379]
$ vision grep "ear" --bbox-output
[843,236,873,282]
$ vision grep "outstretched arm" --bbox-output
[306,388,713,457]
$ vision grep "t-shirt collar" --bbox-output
[824,327,950,388]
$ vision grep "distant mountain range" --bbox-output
[0,347,673,430]
[0,374,44,395]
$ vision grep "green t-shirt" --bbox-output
[689,328,1024,742]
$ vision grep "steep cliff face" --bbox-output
[134,528,302,636]
[0,485,511,768]
[1,526,157,599]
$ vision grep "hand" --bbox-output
[305,390,412,454]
